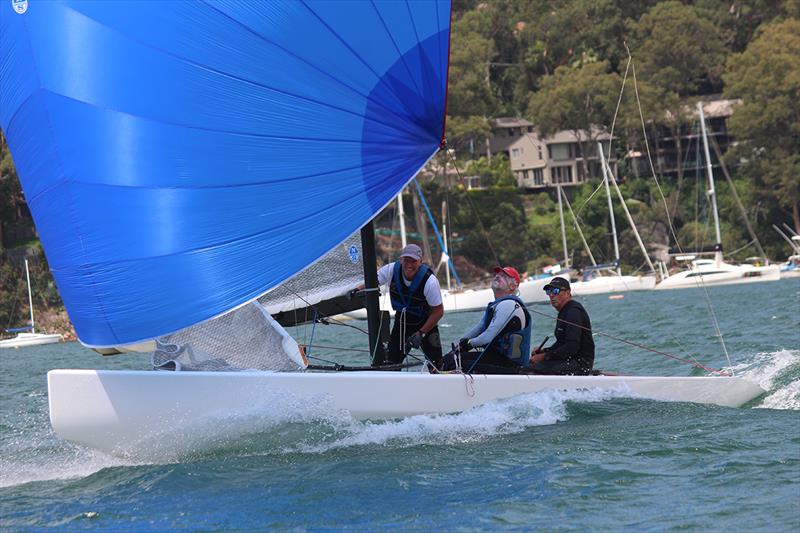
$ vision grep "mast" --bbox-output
[598,142,621,275]
[360,222,385,366]
[440,199,451,290]
[397,190,407,248]
[697,102,723,265]
[25,259,35,334]
[557,184,570,268]
[605,160,657,276]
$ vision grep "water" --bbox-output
[1,280,798,531]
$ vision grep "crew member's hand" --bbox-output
[530,352,545,365]
[407,331,424,350]
[458,338,471,353]
[533,347,543,355]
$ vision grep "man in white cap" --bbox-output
[354,243,444,368]
[441,266,531,374]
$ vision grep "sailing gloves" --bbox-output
[407,331,424,350]
[458,338,471,353]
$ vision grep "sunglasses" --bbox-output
[544,287,562,295]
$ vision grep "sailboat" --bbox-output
[1,2,763,455]
[0,260,61,349]
[655,103,781,290]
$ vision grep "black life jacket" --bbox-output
[389,262,433,319]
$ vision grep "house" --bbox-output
[503,127,616,190]
[627,98,741,180]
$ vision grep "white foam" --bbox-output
[729,349,800,410]
[0,442,134,489]
[0,386,635,486]
[758,379,800,410]
[291,387,630,454]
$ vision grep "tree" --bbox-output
[629,1,727,96]
[723,18,800,232]
[527,61,621,177]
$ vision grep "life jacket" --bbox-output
[389,262,433,319]
[478,295,532,366]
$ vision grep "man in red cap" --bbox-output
[440,266,532,374]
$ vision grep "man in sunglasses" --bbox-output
[530,276,595,375]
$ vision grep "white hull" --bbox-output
[0,333,61,349]
[571,275,657,296]
[48,369,764,455]
[655,262,781,290]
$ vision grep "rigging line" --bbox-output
[303,344,373,354]
[626,47,731,366]
[571,49,631,219]
[3,270,24,332]
[727,238,758,257]
[279,286,369,336]
[605,49,632,162]
[527,306,731,376]
[626,45,682,254]
[444,146,501,265]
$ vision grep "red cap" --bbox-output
[494,266,521,285]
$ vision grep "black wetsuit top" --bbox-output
[538,299,594,375]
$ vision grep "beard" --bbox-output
[491,277,509,291]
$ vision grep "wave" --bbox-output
[729,349,800,410]
[0,387,631,488]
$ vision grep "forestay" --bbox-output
[0,1,451,347]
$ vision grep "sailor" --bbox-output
[441,266,532,374]
[355,244,444,368]
[530,276,594,375]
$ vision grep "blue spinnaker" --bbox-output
[1,0,451,346]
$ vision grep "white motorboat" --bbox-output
[572,274,657,295]
[0,331,62,349]
[48,369,764,456]
[0,260,60,349]
[655,257,781,290]
[656,104,782,291]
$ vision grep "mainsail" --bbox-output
[0,1,451,347]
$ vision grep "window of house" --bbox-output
[551,166,573,184]
[537,146,543,159]
[511,148,520,157]
[527,126,533,133]
[508,128,515,136]
[548,143,572,160]
[533,168,544,185]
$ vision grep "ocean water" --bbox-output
[1,279,798,531]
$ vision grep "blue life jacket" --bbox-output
[389,262,432,319]
[477,295,532,366]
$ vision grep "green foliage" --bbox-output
[629,1,727,96]
[723,18,800,230]
[465,154,515,187]
[528,61,622,138]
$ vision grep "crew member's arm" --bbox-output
[542,307,583,362]
[416,274,443,336]
[468,300,518,347]
[418,304,443,335]
[353,265,392,293]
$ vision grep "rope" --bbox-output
[527,306,731,376]
[625,42,733,372]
